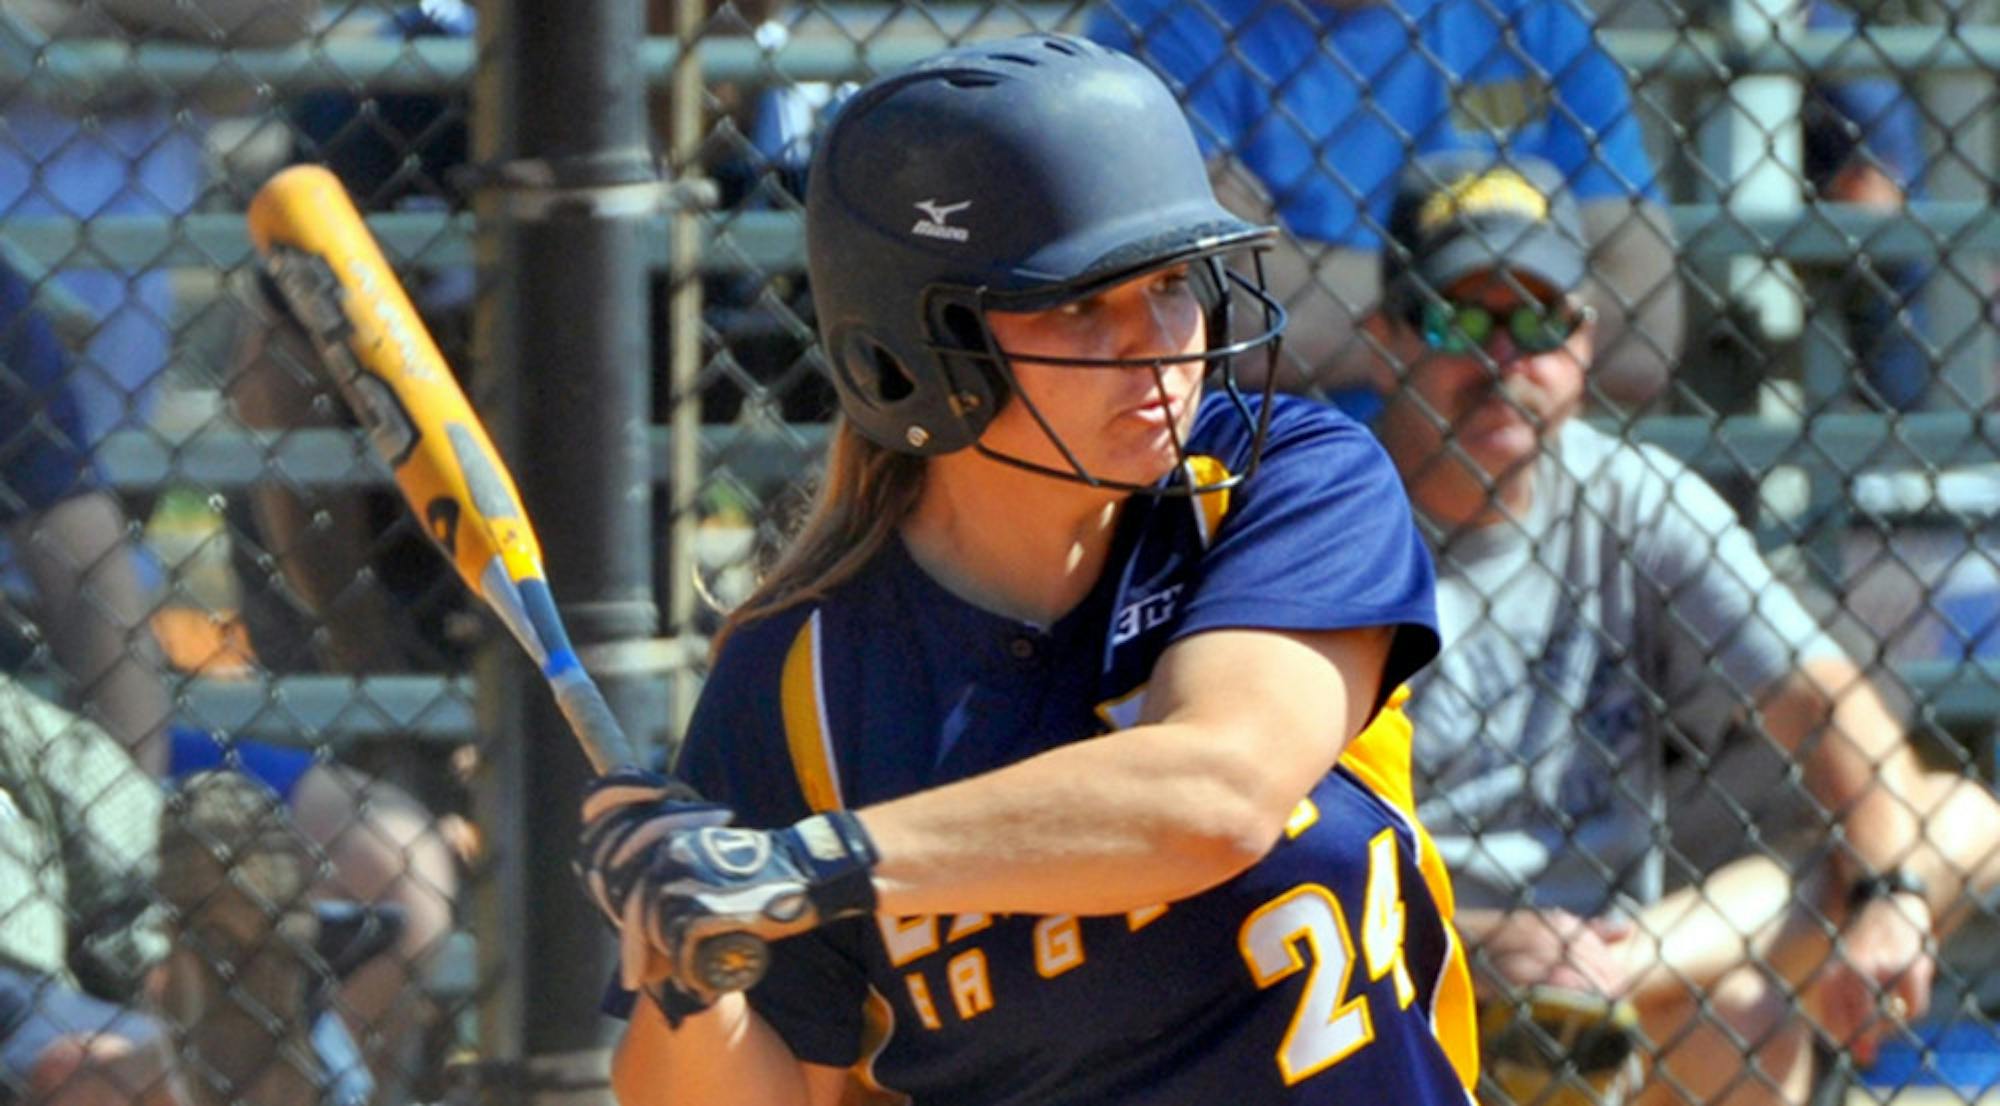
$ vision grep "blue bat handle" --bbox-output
[519,580,772,993]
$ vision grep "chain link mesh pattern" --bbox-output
[0,0,1997,1103]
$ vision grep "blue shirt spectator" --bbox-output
[1087,0,1684,407]
[0,0,319,441]
[0,258,95,528]
[0,105,203,443]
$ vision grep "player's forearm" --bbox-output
[1824,669,1925,881]
[860,718,1319,918]
[860,627,1384,917]
[1762,657,1925,878]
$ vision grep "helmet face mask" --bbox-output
[918,251,1287,495]
[805,33,1290,496]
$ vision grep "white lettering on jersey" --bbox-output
[878,914,939,967]
[1111,583,1184,647]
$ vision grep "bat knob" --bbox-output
[695,932,770,993]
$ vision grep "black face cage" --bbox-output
[918,250,1288,497]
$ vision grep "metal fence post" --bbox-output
[471,0,663,1101]
[1724,0,1808,352]
[664,0,706,741]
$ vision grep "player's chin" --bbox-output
[1094,434,1191,489]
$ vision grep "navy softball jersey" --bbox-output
[673,392,1477,1104]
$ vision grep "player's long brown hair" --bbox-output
[711,418,926,657]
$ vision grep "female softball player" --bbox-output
[578,33,1477,1105]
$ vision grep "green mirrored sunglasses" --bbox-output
[1412,298,1594,355]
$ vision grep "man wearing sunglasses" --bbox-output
[1362,152,2000,1106]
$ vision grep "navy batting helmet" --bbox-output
[804,33,1285,492]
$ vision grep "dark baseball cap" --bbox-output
[1383,152,1587,307]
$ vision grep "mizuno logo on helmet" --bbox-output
[911,199,972,242]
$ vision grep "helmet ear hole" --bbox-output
[932,300,1009,409]
[872,345,915,402]
[837,331,915,405]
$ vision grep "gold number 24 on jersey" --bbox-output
[1239,829,1416,1085]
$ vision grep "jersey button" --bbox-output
[1008,635,1037,661]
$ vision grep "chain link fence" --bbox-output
[1,0,1999,1103]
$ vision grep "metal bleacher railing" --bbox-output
[11,7,2000,758]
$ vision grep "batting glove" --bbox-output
[619,811,881,1019]
[575,768,734,947]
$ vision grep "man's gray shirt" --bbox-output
[0,674,165,994]
[1408,421,1842,913]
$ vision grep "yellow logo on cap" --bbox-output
[1416,168,1549,234]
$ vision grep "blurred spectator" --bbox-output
[1361,151,2000,1105]
[156,769,327,1106]
[0,671,181,1106]
[1801,0,1932,411]
[164,733,457,1106]
[1086,0,1684,411]
[0,666,381,1106]
[0,0,319,723]
[0,0,316,762]
[0,214,457,1099]
[0,259,172,775]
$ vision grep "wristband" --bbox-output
[783,810,881,920]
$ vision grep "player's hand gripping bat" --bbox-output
[245,164,769,996]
